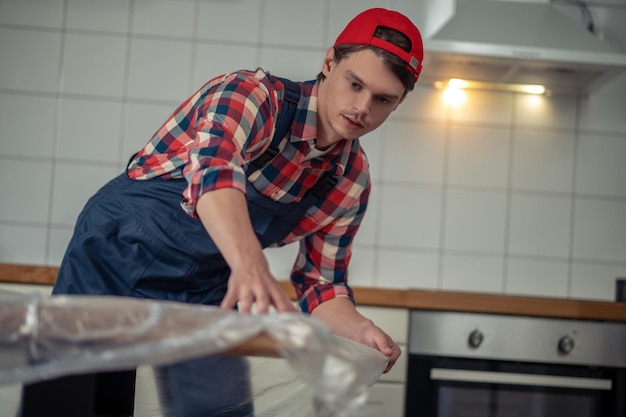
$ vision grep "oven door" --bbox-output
[405,355,625,417]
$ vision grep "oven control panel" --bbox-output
[558,334,575,354]
[408,310,626,368]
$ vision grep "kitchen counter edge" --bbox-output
[1,262,624,322]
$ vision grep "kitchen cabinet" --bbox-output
[0,384,19,417]
[357,306,408,417]
[365,382,405,417]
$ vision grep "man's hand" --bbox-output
[220,249,296,314]
[311,297,401,373]
[196,188,297,314]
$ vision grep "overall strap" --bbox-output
[305,170,338,200]
[246,77,338,202]
[246,77,301,173]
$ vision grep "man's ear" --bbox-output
[321,46,335,78]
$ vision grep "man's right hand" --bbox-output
[196,188,297,314]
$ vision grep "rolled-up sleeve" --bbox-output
[289,161,371,313]
[181,74,276,217]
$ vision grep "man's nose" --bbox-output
[353,93,371,114]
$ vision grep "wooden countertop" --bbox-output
[1,262,625,322]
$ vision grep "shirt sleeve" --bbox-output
[289,158,371,313]
[181,72,277,217]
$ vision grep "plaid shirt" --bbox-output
[127,69,371,313]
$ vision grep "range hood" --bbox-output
[421,0,626,95]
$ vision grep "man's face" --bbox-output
[316,47,406,149]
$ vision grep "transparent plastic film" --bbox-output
[0,291,387,417]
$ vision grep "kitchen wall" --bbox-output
[1,0,626,302]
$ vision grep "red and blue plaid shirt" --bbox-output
[127,69,371,313]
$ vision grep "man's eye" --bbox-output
[350,81,361,89]
[376,96,390,104]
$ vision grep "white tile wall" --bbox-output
[381,121,446,184]
[258,46,324,82]
[576,132,626,197]
[0,28,62,93]
[1,0,626,303]
[56,98,125,162]
[0,0,64,28]
[194,43,261,86]
[379,185,443,249]
[441,253,505,294]
[0,94,57,158]
[0,225,48,265]
[579,95,626,133]
[514,94,577,129]
[392,85,448,122]
[449,89,514,125]
[65,0,130,33]
[127,38,194,101]
[0,160,53,223]
[195,1,262,44]
[511,129,575,193]
[447,125,511,189]
[131,0,196,39]
[444,189,507,253]
[573,199,626,262]
[377,249,439,289]
[506,258,569,298]
[508,194,572,258]
[62,33,128,98]
[263,0,326,48]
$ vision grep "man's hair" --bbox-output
[317,26,416,92]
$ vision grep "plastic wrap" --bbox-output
[0,291,387,416]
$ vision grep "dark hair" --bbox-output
[318,26,415,92]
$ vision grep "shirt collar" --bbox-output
[286,80,349,176]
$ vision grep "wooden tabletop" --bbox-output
[2,262,625,322]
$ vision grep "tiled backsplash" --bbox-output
[1,0,625,301]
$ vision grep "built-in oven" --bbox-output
[405,310,626,417]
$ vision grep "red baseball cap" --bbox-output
[334,8,424,82]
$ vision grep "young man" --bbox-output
[45,7,423,417]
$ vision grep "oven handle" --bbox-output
[431,368,613,391]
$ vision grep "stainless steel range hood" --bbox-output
[421,0,626,95]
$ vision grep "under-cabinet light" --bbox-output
[437,78,547,95]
